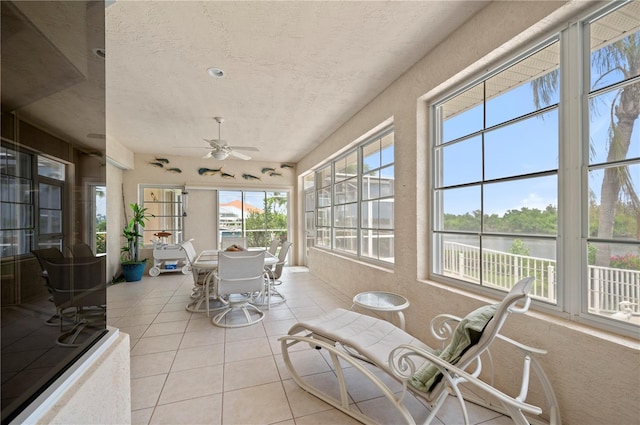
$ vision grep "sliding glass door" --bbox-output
[218,190,288,249]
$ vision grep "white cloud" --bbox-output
[520,193,550,210]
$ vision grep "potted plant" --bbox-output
[120,203,152,282]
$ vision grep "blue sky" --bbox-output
[440,77,639,217]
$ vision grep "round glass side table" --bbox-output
[351,291,410,330]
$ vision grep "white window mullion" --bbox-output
[557,21,584,318]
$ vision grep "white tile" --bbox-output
[142,320,188,338]
[282,378,334,418]
[222,382,292,425]
[277,347,332,377]
[138,296,171,306]
[160,302,189,313]
[263,318,297,336]
[293,408,362,425]
[150,394,222,425]
[157,365,223,405]
[171,344,224,372]
[436,395,505,425]
[185,315,219,332]
[131,374,166,410]
[179,327,225,349]
[223,356,280,392]
[131,407,154,425]
[224,337,272,362]
[224,322,267,342]
[130,350,176,379]
[133,303,166,315]
[116,313,159,327]
[155,310,193,323]
[290,305,326,319]
[111,268,498,425]
[131,333,182,356]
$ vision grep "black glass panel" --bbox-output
[1,1,106,423]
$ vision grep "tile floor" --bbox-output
[107,266,510,425]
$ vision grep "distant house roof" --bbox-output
[219,200,263,217]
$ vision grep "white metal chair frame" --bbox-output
[279,277,561,425]
[180,239,219,313]
[211,250,268,328]
[267,239,280,256]
[256,241,291,306]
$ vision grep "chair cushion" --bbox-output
[410,303,498,392]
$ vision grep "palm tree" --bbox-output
[532,32,640,266]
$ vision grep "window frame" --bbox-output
[0,144,69,257]
[217,189,290,249]
[313,125,395,266]
[431,37,561,302]
[139,185,185,247]
[429,1,640,337]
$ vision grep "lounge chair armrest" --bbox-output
[429,313,463,345]
[497,334,548,355]
[389,344,543,416]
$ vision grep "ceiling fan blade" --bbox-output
[229,146,259,152]
[229,150,252,160]
[202,151,213,159]
[204,138,225,148]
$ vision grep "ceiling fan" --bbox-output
[202,117,259,160]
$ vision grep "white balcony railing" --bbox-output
[442,241,640,316]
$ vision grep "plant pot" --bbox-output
[121,262,146,282]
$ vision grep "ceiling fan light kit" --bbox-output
[199,117,258,161]
[212,150,229,160]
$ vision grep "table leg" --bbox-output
[396,311,406,331]
[204,270,216,317]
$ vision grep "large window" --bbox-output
[303,174,315,266]
[333,151,358,254]
[433,40,560,300]
[314,126,395,264]
[315,165,332,248]
[140,186,185,245]
[37,156,65,250]
[432,1,639,334]
[0,147,67,257]
[584,2,639,327]
[0,146,34,257]
[361,131,395,262]
[218,190,289,249]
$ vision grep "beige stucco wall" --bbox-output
[105,161,124,281]
[106,136,134,280]
[21,330,131,424]
[301,1,639,425]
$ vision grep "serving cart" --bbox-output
[148,232,190,277]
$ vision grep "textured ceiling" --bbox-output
[104,1,489,163]
[3,1,491,164]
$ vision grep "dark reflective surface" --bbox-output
[1,1,106,422]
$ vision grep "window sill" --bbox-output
[418,277,640,348]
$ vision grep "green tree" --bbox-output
[96,213,107,254]
[245,193,288,247]
[510,239,530,256]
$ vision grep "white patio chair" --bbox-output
[180,239,218,313]
[265,240,291,286]
[211,250,268,327]
[254,241,291,307]
[267,238,280,256]
[42,257,107,347]
[280,277,561,425]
